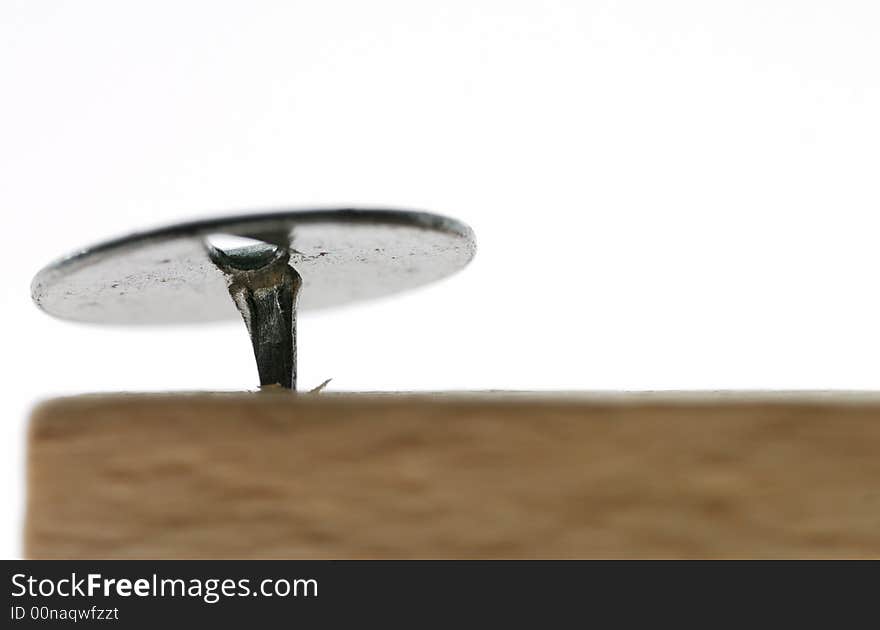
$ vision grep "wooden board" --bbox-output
[25,392,880,559]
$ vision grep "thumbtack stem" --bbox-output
[210,244,302,390]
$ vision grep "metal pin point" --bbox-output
[31,208,476,391]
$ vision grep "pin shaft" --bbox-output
[210,244,302,390]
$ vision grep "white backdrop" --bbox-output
[2,1,880,558]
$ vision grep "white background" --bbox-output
[2,1,879,559]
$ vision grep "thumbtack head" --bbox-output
[31,208,476,390]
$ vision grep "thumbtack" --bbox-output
[31,208,476,390]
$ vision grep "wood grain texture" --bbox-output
[25,392,880,559]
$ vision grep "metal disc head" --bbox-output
[31,208,476,324]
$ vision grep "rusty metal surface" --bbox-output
[31,208,476,325]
